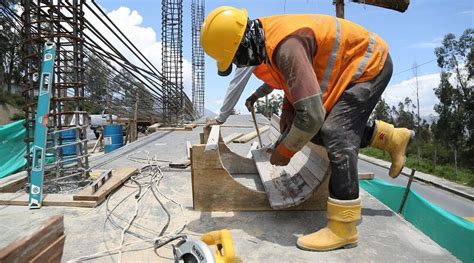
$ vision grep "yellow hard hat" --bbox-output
[200,6,248,74]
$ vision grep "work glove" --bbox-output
[270,148,291,166]
[206,118,223,127]
[245,94,258,112]
[279,109,294,134]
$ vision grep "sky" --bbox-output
[94,0,473,118]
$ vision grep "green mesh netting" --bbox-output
[0,120,26,178]
[360,178,474,262]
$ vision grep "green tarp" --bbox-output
[0,120,26,178]
[360,179,474,262]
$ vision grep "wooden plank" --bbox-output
[223,132,243,144]
[252,149,294,208]
[359,172,375,180]
[184,123,197,130]
[0,193,97,208]
[30,234,65,263]
[156,127,187,131]
[199,133,205,144]
[218,143,258,174]
[186,141,192,159]
[0,171,27,193]
[268,125,328,185]
[246,141,259,158]
[191,144,328,211]
[169,158,191,168]
[204,125,220,152]
[283,152,316,204]
[220,125,254,128]
[233,125,270,143]
[73,167,138,202]
[0,215,64,262]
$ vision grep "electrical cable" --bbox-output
[67,151,187,262]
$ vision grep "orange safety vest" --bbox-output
[252,64,281,89]
[258,14,388,111]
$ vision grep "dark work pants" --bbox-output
[311,54,393,200]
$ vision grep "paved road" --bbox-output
[358,159,474,218]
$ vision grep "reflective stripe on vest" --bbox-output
[352,32,376,82]
[320,17,341,94]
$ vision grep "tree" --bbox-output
[255,93,283,118]
[0,0,22,93]
[434,29,473,171]
[393,97,416,130]
[372,98,393,123]
[83,52,110,114]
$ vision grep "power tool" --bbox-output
[174,229,235,263]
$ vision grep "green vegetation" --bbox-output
[0,90,25,107]
[9,112,24,121]
[255,93,283,118]
[360,148,474,187]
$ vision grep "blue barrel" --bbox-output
[61,129,76,156]
[103,124,123,153]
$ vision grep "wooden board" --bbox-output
[0,171,27,193]
[73,167,138,202]
[169,158,191,168]
[252,148,318,209]
[246,141,259,158]
[233,125,270,143]
[184,123,197,130]
[0,215,64,262]
[186,141,192,159]
[30,234,65,263]
[204,125,220,152]
[223,132,243,144]
[0,193,97,208]
[155,127,187,131]
[191,143,328,211]
[359,172,375,180]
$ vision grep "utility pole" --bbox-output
[413,62,421,162]
[335,0,410,18]
[334,0,344,18]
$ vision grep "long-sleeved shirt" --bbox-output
[216,66,274,123]
[273,28,326,157]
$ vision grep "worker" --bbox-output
[207,64,280,126]
[200,6,414,251]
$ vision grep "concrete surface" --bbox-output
[0,115,459,262]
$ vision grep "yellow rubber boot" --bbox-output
[369,120,415,178]
[297,197,361,251]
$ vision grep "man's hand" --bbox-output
[270,148,291,166]
[206,118,223,127]
[245,94,258,112]
[280,109,294,133]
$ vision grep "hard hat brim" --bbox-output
[218,64,233,76]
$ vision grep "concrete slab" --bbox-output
[0,115,458,262]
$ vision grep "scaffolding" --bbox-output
[162,0,184,125]
[21,0,89,185]
[191,0,205,118]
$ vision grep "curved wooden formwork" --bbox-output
[191,121,330,211]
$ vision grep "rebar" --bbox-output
[191,0,205,118]
[20,0,89,185]
[162,0,184,125]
